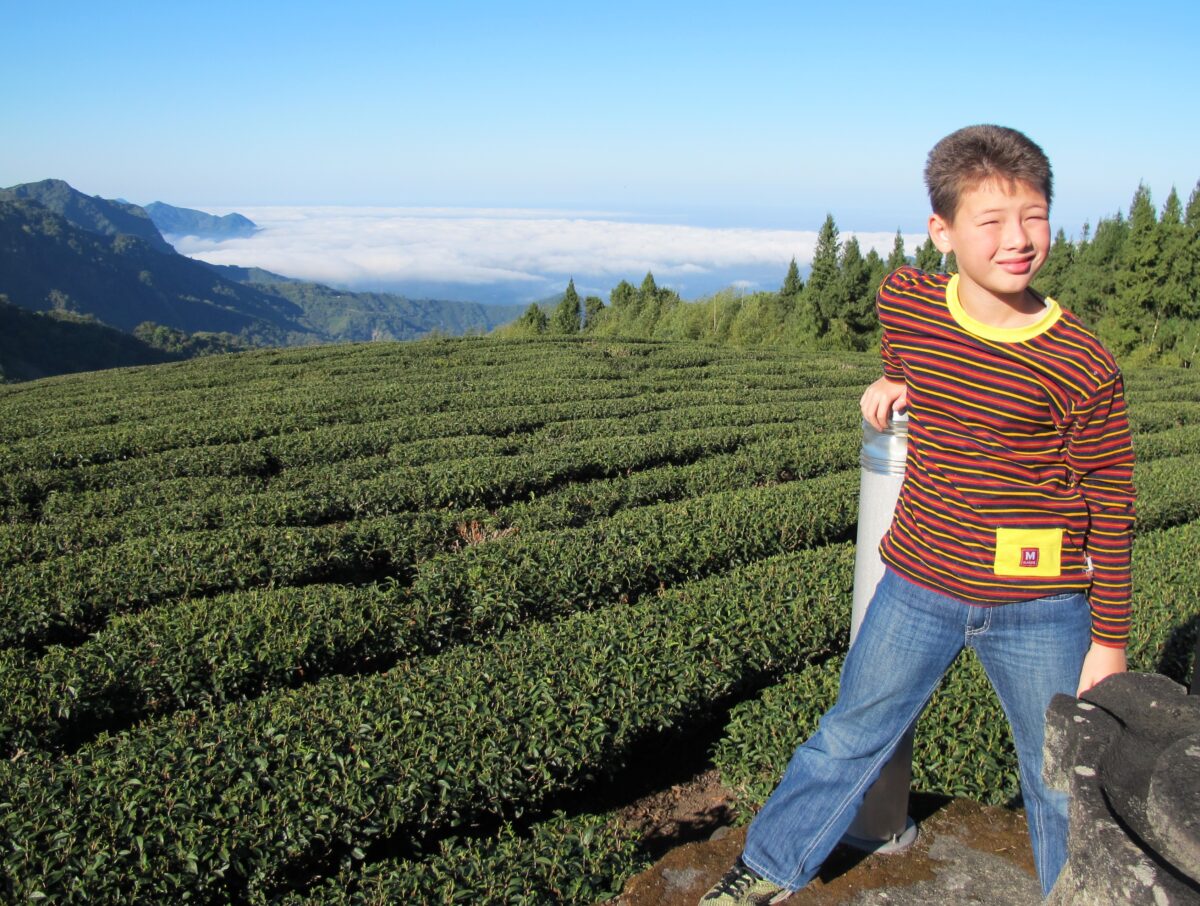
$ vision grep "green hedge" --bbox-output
[0,545,855,903]
[0,512,467,650]
[0,350,864,483]
[3,393,860,571]
[279,810,646,906]
[0,385,854,529]
[1133,454,1200,531]
[0,471,856,753]
[496,433,856,532]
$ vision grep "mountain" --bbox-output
[0,179,174,254]
[0,199,314,342]
[246,280,528,341]
[0,298,178,382]
[201,265,527,335]
[144,201,258,240]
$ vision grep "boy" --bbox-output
[700,124,1136,904]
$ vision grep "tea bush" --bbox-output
[0,336,1194,903]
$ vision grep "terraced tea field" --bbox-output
[1,337,1197,903]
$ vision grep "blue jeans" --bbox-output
[742,567,1091,897]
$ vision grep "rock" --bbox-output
[1044,672,1200,905]
[1149,734,1200,876]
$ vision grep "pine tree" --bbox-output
[1035,228,1075,301]
[768,256,801,327]
[1159,189,1190,318]
[639,272,659,303]
[583,295,605,330]
[1066,213,1128,331]
[551,279,582,334]
[862,248,886,336]
[516,303,548,334]
[1158,187,1197,363]
[780,257,803,297]
[1162,187,1184,223]
[1180,181,1200,364]
[914,237,943,272]
[637,272,663,330]
[1114,183,1164,351]
[1185,179,1200,230]
[836,236,873,338]
[864,248,887,298]
[803,214,840,333]
[609,280,637,313]
[885,230,908,271]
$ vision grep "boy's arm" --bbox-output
[861,273,910,431]
[1067,372,1136,692]
[1078,644,1127,696]
[860,376,907,432]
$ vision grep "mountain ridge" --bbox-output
[144,201,258,240]
[0,198,311,340]
[0,179,174,254]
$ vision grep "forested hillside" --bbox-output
[0,179,174,254]
[516,180,1200,367]
[0,337,1196,902]
[0,199,312,340]
[0,300,176,382]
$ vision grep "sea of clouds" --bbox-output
[173,206,924,306]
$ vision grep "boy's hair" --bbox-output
[924,125,1053,221]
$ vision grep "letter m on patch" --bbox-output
[1021,547,1040,568]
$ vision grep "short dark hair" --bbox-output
[924,125,1053,221]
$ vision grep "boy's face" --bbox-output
[927,178,1051,307]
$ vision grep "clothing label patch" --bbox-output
[994,527,1062,577]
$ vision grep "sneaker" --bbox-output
[698,858,791,904]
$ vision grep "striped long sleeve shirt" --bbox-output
[876,266,1136,647]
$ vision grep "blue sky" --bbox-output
[5,0,1198,231]
[3,1,1198,301]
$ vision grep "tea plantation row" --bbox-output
[0,336,1197,904]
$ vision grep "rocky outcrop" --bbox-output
[1044,672,1200,905]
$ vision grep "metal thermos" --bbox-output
[843,410,919,853]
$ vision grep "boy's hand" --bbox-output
[860,377,908,432]
[1076,643,1127,696]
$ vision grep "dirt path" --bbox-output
[604,772,1041,906]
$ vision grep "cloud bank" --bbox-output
[173,206,925,303]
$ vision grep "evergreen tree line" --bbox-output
[502,180,1200,367]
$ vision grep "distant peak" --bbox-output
[3,177,73,193]
[0,178,173,253]
[143,201,258,240]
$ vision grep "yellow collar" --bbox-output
[946,273,1061,343]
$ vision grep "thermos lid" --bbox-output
[860,410,909,475]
